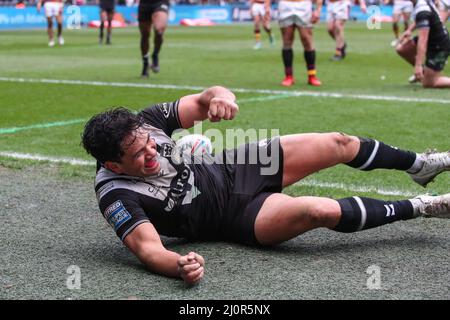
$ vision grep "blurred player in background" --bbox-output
[250,0,275,49]
[327,0,366,61]
[139,0,170,78]
[278,0,323,87]
[437,0,450,22]
[37,0,64,47]
[386,0,414,47]
[98,0,115,45]
[396,0,450,87]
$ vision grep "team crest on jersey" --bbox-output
[159,103,171,118]
[161,143,174,157]
[103,200,132,231]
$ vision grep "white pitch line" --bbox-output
[0,151,95,166]
[0,151,416,197]
[1,77,450,104]
[294,180,416,197]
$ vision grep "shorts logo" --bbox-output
[104,200,132,231]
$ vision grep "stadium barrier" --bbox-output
[0,4,393,29]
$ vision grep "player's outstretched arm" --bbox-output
[177,86,238,129]
[415,27,430,81]
[123,223,205,285]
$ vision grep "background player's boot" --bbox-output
[331,54,343,61]
[308,75,322,86]
[410,193,450,218]
[409,151,450,187]
[150,54,160,73]
[106,35,111,45]
[253,41,262,50]
[48,39,55,47]
[58,36,64,46]
[141,63,149,78]
[281,75,295,86]
[341,42,347,58]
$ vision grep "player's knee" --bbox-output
[154,28,165,36]
[422,78,436,88]
[327,132,357,162]
[304,203,333,228]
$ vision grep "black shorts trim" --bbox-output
[138,1,170,23]
[100,5,115,14]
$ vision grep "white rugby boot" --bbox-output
[410,193,450,218]
[408,151,450,187]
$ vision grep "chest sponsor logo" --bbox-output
[103,200,132,231]
[164,166,192,212]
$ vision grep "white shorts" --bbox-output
[326,0,350,22]
[278,0,313,28]
[439,0,450,11]
[44,2,63,18]
[251,2,266,17]
[393,0,414,15]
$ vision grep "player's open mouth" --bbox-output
[144,158,158,170]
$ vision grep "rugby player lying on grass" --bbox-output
[82,86,450,285]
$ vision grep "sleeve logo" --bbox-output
[103,200,132,231]
[159,103,171,118]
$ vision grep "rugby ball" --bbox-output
[176,134,213,156]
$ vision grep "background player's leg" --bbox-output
[47,17,54,46]
[396,38,416,66]
[253,14,262,49]
[106,11,114,44]
[150,11,168,73]
[281,25,295,86]
[56,14,63,45]
[99,10,106,44]
[263,12,274,45]
[299,27,321,86]
[139,21,152,77]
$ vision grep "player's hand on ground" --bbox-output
[178,252,205,285]
[207,97,239,122]
[414,65,424,81]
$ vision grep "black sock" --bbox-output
[153,31,163,57]
[151,53,158,66]
[282,48,293,76]
[346,137,416,171]
[334,197,414,233]
[100,22,104,39]
[304,50,316,71]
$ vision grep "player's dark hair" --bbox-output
[81,107,144,164]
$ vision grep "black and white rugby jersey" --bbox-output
[94,101,230,241]
[414,0,450,50]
